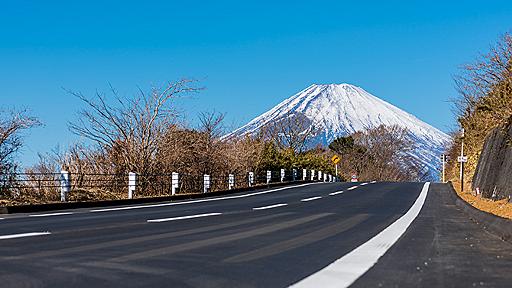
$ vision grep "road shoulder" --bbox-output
[351,183,512,288]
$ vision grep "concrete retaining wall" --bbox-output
[472,121,512,200]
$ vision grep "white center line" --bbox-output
[91,183,316,213]
[360,182,368,186]
[29,212,74,218]
[347,186,358,190]
[291,182,430,288]
[329,191,344,196]
[301,196,322,202]
[0,232,52,240]
[147,212,222,223]
[253,203,288,210]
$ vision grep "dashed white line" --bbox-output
[147,213,222,223]
[291,182,431,288]
[347,186,358,190]
[0,232,51,240]
[301,196,322,202]
[329,191,344,196]
[370,181,377,184]
[91,183,316,213]
[360,182,368,186]
[29,212,74,218]
[253,203,288,210]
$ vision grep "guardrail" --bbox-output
[0,168,338,203]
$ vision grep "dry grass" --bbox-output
[451,180,512,220]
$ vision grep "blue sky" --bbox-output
[1,0,511,166]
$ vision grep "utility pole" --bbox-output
[460,128,465,192]
[441,154,446,183]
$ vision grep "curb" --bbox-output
[1,180,316,214]
[447,182,512,243]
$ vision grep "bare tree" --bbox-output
[261,111,318,155]
[0,109,40,201]
[0,109,40,174]
[196,111,226,175]
[68,79,201,175]
[330,125,425,181]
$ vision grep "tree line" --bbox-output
[1,79,427,204]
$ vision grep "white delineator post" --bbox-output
[318,171,322,181]
[248,172,254,187]
[302,169,307,181]
[128,172,136,199]
[311,170,315,181]
[280,169,285,182]
[60,171,70,202]
[266,171,271,184]
[204,174,211,193]
[171,172,179,195]
[293,169,297,181]
[228,174,235,190]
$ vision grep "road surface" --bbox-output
[0,182,511,287]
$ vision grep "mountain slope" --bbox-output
[226,84,450,178]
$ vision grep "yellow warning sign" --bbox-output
[331,155,341,164]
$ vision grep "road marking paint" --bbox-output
[29,212,74,217]
[347,186,358,190]
[0,232,51,240]
[147,213,222,223]
[328,191,344,196]
[370,181,377,184]
[253,203,288,210]
[91,183,316,213]
[0,218,4,220]
[301,196,322,202]
[291,182,430,288]
[360,182,368,186]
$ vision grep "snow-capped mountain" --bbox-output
[226,83,450,178]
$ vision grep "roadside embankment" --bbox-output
[449,181,512,242]
[452,180,512,220]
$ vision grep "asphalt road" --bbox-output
[0,182,511,287]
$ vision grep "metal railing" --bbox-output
[0,168,337,204]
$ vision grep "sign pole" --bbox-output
[332,155,341,179]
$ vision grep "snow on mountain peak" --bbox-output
[226,83,450,178]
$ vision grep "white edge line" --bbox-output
[0,232,52,240]
[301,196,322,202]
[253,203,288,210]
[147,212,222,223]
[290,182,430,288]
[29,212,74,217]
[91,183,315,213]
[328,191,344,196]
